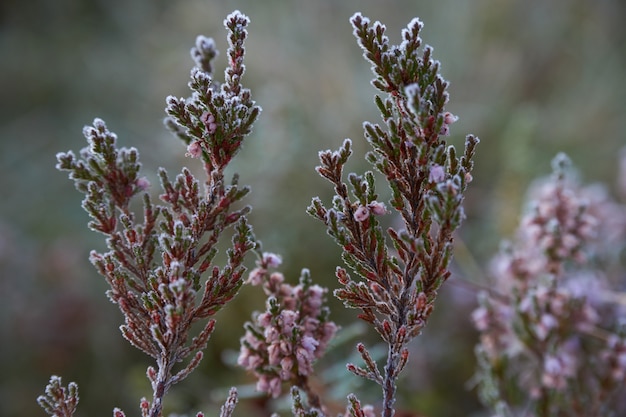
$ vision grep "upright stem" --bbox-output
[150,359,172,417]
[296,375,324,412]
[382,344,398,417]
[150,380,165,417]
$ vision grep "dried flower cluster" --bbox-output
[473,154,626,417]
[307,12,478,417]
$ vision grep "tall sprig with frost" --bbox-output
[307,13,478,417]
[47,11,259,417]
[472,154,626,417]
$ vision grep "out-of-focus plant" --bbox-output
[472,153,626,417]
[40,8,481,417]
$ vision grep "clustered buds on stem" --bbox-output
[238,252,338,412]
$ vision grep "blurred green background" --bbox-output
[1,0,625,416]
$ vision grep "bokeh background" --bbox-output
[1,0,625,416]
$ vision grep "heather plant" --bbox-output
[40,9,480,417]
[306,12,478,416]
[47,11,259,417]
[472,153,626,417]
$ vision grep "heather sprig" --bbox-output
[307,13,478,417]
[473,153,626,417]
[51,11,258,417]
[37,376,79,417]
[164,11,260,175]
[238,252,339,414]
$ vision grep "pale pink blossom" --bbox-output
[262,252,282,268]
[239,252,338,398]
[264,326,279,343]
[257,311,272,327]
[439,112,458,136]
[267,343,282,366]
[317,321,339,351]
[443,111,458,125]
[541,352,576,390]
[279,310,298,334]
[256,375,281,398]
[269,272,286,287]
[301,335,319,354]
[186,141,203,158]
[535,314,558,340]
[471,306,490,331]
[135,176,151,191]
[302,284,324,314]
[247,267,265,285]
[279,356,294,379]
[354,205,370,222]
[368,201,387,215]
[363,405,376,417]
[296,346,315,374]
[200,111,217,134]
[429,164,445,183]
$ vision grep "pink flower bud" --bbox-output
[201,112,217,134]
[247,267,265,286]
[140,398,150,411]
[146,367,157,382]
[262,252,282,268]
[429,164,445,183]
[362,405,376,417]
[256,375,281,398]
[471,306,490,331]
[280,310,298,334]
[267,343,281,366]
[257,311,272,327]
[443,112,458,125]
[296,346,314,374]
[280,356,294,372]
[368,201,387,215]
[439,112,458,135]
[186,141,203,158]
[354,205,370,222]
[269,272,285,286]
[201,112,215,125]
[301,335,319,354]
[135,176,151,191]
